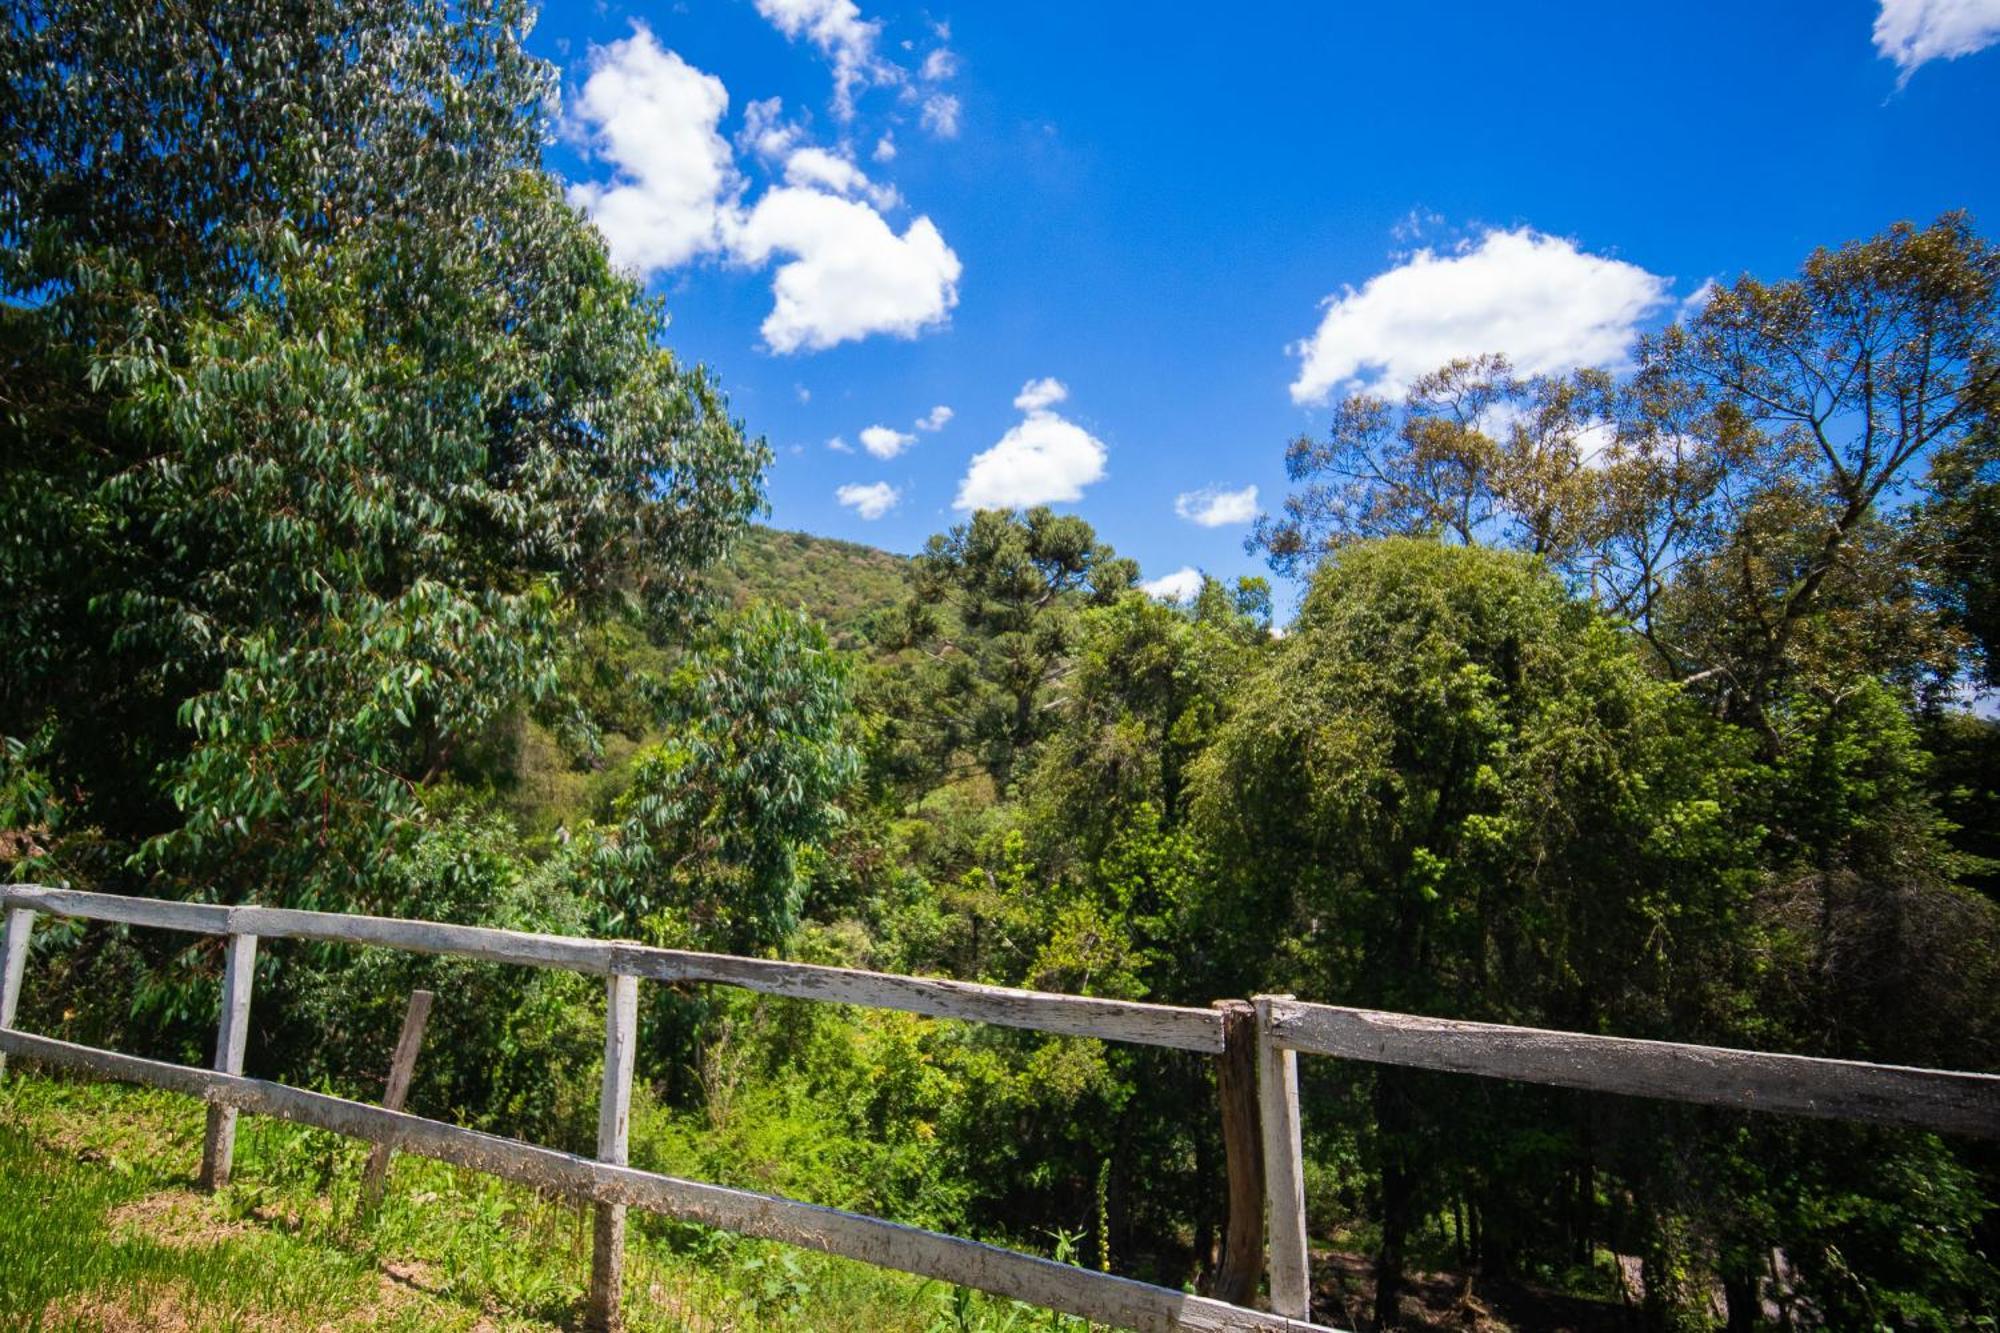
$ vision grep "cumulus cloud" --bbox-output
[730,187,962,352]
[920,92,962,137]
[1288,228,1672,405]
[1013,377,1069,412]
[836,481,901,519]
[1142,567,1205,601]
[1174,484,1260,528]
[860,424,917,458]
[783,146,900,210]
[738,95,803,160]
[955,380,1107,510]
[827,435,853,453]
[916,405,954,432]
[565,26,739,275]
[568,30,961,355]
[1874,0,2000,79]
[754,0,893,118]
[873,134,897,162]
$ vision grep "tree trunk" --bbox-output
[1374,1069,1416,1329]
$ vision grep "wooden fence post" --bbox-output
[1254,994,1310,1321]
[586,972,638,1333]
[0,907,33,1080]
[1211,999,1265,1307]
[199,931,258,1191]
[357,988,435,1218]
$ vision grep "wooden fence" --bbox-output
[2,883,1996,1330]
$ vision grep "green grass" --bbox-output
[0,1070,1098,1332]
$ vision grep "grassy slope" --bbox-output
[0,1072,1083,1333]
[707,525,912,650]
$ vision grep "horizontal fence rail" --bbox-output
[0,885,1299,1332]
[10,884,1998,1331]
[1263,999,2000,1139]
[0,1029,1318,1333]
[0,885,1223,1054]
[1251,996,2000,1321]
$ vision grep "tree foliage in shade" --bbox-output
[0,0,766,907]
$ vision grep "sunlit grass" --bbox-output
[0,1071,1098,1332]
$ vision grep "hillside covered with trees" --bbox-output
[3,3,1998,1331]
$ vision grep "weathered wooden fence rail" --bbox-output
[4,884,1997,1330]
[1250,998,2000,1321]
[0,885,1308,1333]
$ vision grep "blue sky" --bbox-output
[535,0,2000,602]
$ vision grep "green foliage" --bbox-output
[709,526,916,650]
[568,604,859,954]
[883,508,1138,791]
[0,0,766,911]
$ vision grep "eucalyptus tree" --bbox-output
[0,0,766,906]
[1254,217,1999,731]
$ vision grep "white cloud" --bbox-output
[1874,0,2000,79]
[873,134,897,162]
[1142,567,1205,602]
[1174,484,1260,527]
[1287,227,1672,405]
[730,187,962,353]
[955,384,1107,510]
[1678,277,1718,319]
[836,481,901,519]
[916,404,954,432]
[827,435,853,453]
[754,0,894,118]
[783,146,900,210]
[921,47,959,82]
[739,96,803,160]
[920,92,962,137]
[860,424,917,458]
[566,26,739,276]
[568,30,961,356]
[1013,377,1069,412]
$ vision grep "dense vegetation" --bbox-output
[3,2,1997,1329]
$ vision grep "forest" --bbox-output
[3,2,1998,1330]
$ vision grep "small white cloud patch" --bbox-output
[1012,377,1068,412]
[1288,227,1672,405]
[916,405,954,432]
[753,0,892,119]
[1142,567,1205,602]
[920,93,961,137]
[836,481,901,519]
[955,380,1107,510]
[1174,484,1260,528]
[859,424,917,458]
[1874,0,2000,79]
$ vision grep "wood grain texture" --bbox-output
[0,1028,1338,1333]
[588,973,639,1333]
[1255,996,1311,1321]
[0,907,31,1080]
[199,932,258,1190]
[1267,1001,2000,1141]
[0,885,1224,1054]
[617,947,1226,1054]
[1212,1001,1264,1308]
[358,989,435,1214]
